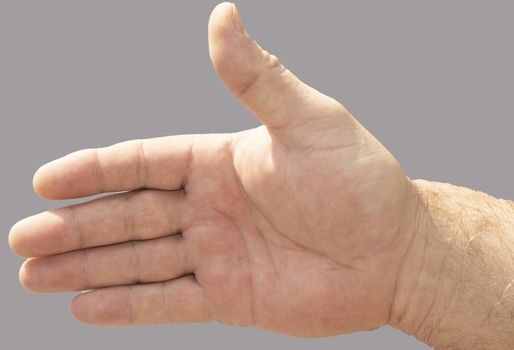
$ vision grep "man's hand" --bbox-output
[10,4,514,348]
[8,3,418,337]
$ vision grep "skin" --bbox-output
[9,2,415,336]
[391,181,514,349]
[9,3,514,348]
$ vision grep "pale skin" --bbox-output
[8,3,514,349]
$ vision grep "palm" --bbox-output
[182,123,411,336]
[10,3,416,338]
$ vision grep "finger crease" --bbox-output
[136,140,148,188]
[182,140,195,192]
[161,282,172,321]
[71,206,85,249]
[129,241,141,284]
[123,193,135,241]
[235,52,282,99]
[81,249,92,290]
[126,286,135,324]
[94,148,106,193]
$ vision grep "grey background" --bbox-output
[1,0,512,349]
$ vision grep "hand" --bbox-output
[9,2,418,337]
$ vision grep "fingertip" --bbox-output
[32,165,45,198]
[31,150,94,200]
[71,292,108,327]
[231,3,244,33]
[209,2,261,96]
[210,2,244,34]
[8,221,20,256]
[18,259,34,291]
[9,219,31,257]
[71,290,124,327]
[212,2,234,11]
[71,292,90,324]
[209,2,237,28]
[208,2,246,51]
[33,162,57,200]
[18,258,50,293]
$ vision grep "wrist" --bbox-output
[388,179,455,340]
[389,179,514,349]
[387,179,442,338]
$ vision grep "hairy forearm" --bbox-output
[391,179,514,349]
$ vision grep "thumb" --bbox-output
[208,3,352,132]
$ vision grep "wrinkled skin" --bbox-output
[9,2,418,337]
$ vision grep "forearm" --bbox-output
[391,179,514,349]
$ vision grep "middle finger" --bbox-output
[10,189,188,258]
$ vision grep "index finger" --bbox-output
[33,135,197,199]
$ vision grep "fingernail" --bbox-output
[231,3,244,33]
